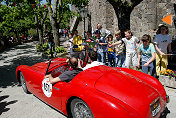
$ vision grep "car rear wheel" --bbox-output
[71,98,94,118]
[20,72,29,94]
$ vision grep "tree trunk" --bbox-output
[38,24,44,44]
[51,20,59,46]
[111,3,133,37]
[115,8,132,37]
[34,12,40,43]
[34,9,48,45]
[44,23,47,34]
[108,0,142,36]
[47,0,60,46]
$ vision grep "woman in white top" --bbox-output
[154,24,172,76]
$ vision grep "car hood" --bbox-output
[95,68,159,116]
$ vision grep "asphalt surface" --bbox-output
[0,41,176,118]
[0,41,66,118]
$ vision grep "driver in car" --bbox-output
[45,57,83,84]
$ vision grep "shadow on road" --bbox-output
[0,42,47,88]
[160,107,170,118]
[0,94,18,115]
[0,41,68,88]
[0,56,47,88]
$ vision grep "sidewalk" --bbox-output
[0,41,66,118]
[164,87,176,118]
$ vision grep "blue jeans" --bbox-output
[142,61,155,77]
[70,47,73,58]
[97,52,106,65]
[108,58,116,67]
[116,53,126,67]
[48,42,57,57]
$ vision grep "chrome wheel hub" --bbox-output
[74,102,92,118]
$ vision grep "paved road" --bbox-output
[0,41,176,118]
[164,87,176,118]
[0,41,66,118]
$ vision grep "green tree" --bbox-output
[0,0,35,39]
[33,1,48,45]
[0,0,50,45]
[46,0,59,46]
[46,0,88,46]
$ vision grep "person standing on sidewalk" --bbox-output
[154,24,172,77]
[107,34,116,67]
[138,34,156,76]
[72,30,84,60]
[94,23,111,39]
[48,32,57,58]
[111,30,140,70]
[67,32,73,58]
[95,30,108,65]
[113,30,126,67]
[85,31,97,52]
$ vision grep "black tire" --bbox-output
[20,72,30,94]
[70,98,94,118]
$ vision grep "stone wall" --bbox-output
[87,0,118,36]
[71,0,176,40]
[131,0,176,40]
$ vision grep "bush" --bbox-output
[36,44,42,50]
[44,46,66,55]
[36,43,49,51]
[42,43,49,49]
[55,46,66,53]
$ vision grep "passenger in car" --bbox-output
[45,57,83,83]
[82,51,104,70]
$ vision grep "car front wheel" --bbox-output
[71,98,94,118]
[20,72,29,94]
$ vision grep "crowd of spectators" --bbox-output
[66,23,176,78]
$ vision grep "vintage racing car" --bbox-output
[16,58,169,118]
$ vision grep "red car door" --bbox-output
[41,64,68,110]
[23,68,46,100]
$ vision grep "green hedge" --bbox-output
[36,43,49,50]
[44,46,66,55]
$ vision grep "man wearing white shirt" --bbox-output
[83,51,104,70]
[96,23,111,38]
[111,30,140,70]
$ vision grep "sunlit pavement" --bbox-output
[0,41,66,118]
[164,87,176,118]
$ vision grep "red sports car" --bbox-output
[16,58,169,118]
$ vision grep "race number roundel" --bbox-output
[42,78,52,97]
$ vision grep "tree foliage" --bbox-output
[46,0,88,46]
[0,1,35,37]
[0,0,88,45]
